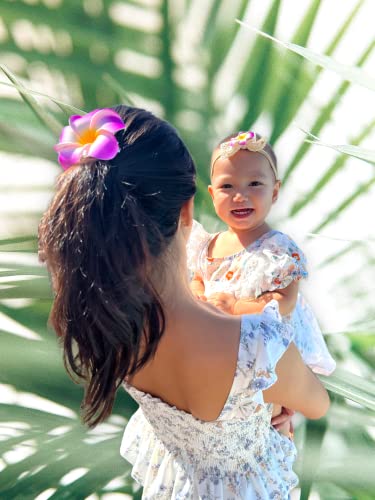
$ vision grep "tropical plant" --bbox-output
[0,0,374,498]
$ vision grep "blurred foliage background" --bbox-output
[0,0,374,498]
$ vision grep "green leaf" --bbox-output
[299,418,328,500]
[237,0,281,129]
[284,42,374,184]
[251,0,322,143]
[236,21,375,91]
[304,131,375,164]
[289,119,375,214]
[0,236,37,247]
[0,405,133,498]
[0,80,85,116]
[102,74,136,106]
[317,241,362,269]
[160,0,175,121]
[0,281,51,300]
[320,368,375,411]
[0,122,54,159]
[0,64,63,136]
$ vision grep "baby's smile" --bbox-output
[230,208,254,218]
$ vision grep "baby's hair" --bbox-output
[39,105,196,427]
[211,132,278,180]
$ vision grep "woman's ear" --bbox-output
[180,197,194,229]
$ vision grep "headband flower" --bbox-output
[54,108,126,170]
[211,130,278,180]
[220,131,267,158]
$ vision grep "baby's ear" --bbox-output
[272,180,281,203]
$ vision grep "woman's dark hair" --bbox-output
[39,105,196,426]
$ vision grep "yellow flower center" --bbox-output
[79,128,98,145]
[237,133,248,141]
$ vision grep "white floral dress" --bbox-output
[121,302,298,499]
[187,220,336,376]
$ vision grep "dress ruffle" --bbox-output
[121,409,194,499]
[239,232,308,299]
[291,296,336,375]
[121,408,298,500]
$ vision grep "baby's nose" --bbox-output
[233,191,248,201]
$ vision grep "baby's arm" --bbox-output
[232,280,299,316]
[190,272,206,299]
[205,280,298,315]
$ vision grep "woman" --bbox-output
[39,105,330,499]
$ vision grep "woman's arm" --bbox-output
[263,342,330,420]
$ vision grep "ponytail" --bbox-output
[39,106,196,426]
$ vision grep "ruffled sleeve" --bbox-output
[220,301,295,418]
[241,232,308,298]
[240,301,294,392]
[186,219,211,279]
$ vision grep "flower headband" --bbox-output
[54,108,126,170]
[211,131,278,179]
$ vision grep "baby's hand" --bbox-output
[190,274,206,301]
[271,407,295,439]
[206,292,236,314]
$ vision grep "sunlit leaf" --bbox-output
[320,368,375,411]
[0,80,84,116]
[289,119,375,213]
[236,21,375,91]
[303,131,375,164]
[0,64,63,136]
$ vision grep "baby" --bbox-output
[188,131,336,433]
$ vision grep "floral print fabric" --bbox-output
[187,220,336,376]
[121,302,299,499]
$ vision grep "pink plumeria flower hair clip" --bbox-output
[211,130,278,180]
[54,108,126,170]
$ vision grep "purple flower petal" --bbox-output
[68,113,94,138]
[69,109,97,128]
[55,108,124,169]
[54,141,80,153]
[88,130,120,160]
[57,145,84,170]
[59,125,79,143]
[90,108,125,134]
[68,114,83,126]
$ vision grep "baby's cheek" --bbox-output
[216,192,229,200]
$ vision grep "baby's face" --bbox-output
[208,149,280,232]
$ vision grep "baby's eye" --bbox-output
[221,184,233,189]
[249,181,262,187]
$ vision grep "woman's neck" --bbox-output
[150,247,197,316]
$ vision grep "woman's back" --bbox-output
[121,302,299,499]
[128,299,241,421]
